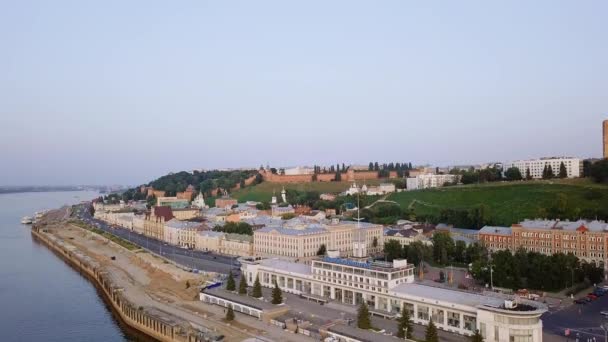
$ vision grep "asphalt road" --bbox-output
[72,204,238,275]
[542,292,608,342]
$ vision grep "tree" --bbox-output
[504,167,522,181]
[425,319,439,342]
[374,162,379,171]
[317,244,327,256]
[226,271,236,291]
[271,281,283,304]
[590,159,608,183]
[372,236,378,248]
[357,302,372,329]
[559,162,567,178]
[369,162,374,171]
[238,275,248,294]
[397,305,413,339]
[251,275,262,298]
[470,329,484,342]
[384,240,403,261]
[525,167,532,180]
[335,171,342,181]
[225,306,235,321]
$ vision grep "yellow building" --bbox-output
[195,231,253,257]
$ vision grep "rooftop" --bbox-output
[517,219,608,232]
[390,283,546,313]
[479,226,512,236]
[257,258,312,276]
[165,219,203,230]
[328,323,404,342]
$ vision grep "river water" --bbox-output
[0,191,135,342]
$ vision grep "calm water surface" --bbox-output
[0,191,137,342]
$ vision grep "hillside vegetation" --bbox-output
[388,179,608,227]
[230,180,384,202]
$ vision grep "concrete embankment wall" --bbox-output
[31,227,206,342]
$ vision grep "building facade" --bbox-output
[195,231,253,257]
[503,157,582,179]
[479,220,608,272]
[406,174,460,190]
[240,257,546,341]
[253,221,383,259]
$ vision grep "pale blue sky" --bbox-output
[1,1,607,185]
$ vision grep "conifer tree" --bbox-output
[425,319,438,342]
[357,302,372,329]
[271,281,283,304]
[396,305,413,339]
[470,329,484,342]
[251,275,262,298]
[226,271,236,291]
[559,162,568,178]
[225,306,235,321]
[238,274,247,295]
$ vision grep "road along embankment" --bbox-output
[31,225,222,342]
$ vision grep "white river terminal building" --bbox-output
[240,255,547,342]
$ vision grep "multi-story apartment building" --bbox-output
[503,157,582,179]
[171,207,200,220]
[142,206,174,241]
[253,221,383,259]
[406,174,460,190]
[240,256,547,341]
[479,220,608,271]
[157,197,190,209]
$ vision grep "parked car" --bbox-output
[587,294,598,300]
[574,298,588,304]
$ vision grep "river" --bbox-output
[0,191,139,342]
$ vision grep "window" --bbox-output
[417,305,429,321]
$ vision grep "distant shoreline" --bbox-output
[0,188,99,195]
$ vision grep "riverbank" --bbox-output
[31,213,257,342]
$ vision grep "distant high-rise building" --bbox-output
[603,120,608,159]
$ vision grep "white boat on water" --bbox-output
[21,216,33,224]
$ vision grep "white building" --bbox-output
[406,174,460,190]
[503,157,581,179]
[240,256,547,341]
[284,166,314,175]
[365,183,396,196]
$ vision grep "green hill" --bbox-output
[388,179,608,226]
[231,180,384,202]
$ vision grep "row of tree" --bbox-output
[471,249,604,291]
[212,222,253,235]
[384,236,486,266]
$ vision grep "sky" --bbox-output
[1,1,607,186]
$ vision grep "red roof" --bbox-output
[576,225,588,232]
[153,206,174,221]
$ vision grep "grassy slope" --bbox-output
[231,180,384,202]
[387,178,608,226]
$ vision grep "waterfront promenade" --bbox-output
[33,208,312,342]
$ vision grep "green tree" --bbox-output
[226,271,236,291]
[384,240,403,261]
[335,171,342,181]
[425,319,439,342]
[225,306,235,321]
[357,302,372,329]
[372,236,378,248]
[238,275,248,295]
[558,162,567,178]
[525,168,532,180]
[504,167,523,181]
[271,281,283,304]
[470,329,484,342]
[432,232,455,265]
[251,275,263,298]
[590,159,608,183]
[396,305,413,339]
[374,162,379,171]
[369,162,374,171]
[317,244,327,256]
